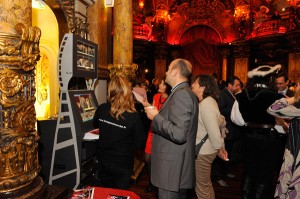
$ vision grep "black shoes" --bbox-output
[226,173,236,179]
[217,179,230,187]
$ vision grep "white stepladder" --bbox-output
[49,90,80,189]
[49,33,98,189]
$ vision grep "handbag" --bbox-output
[195,134,208,159]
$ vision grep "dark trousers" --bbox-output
[242,128,284,198]
[158,188,187,199]
[97,162,132,190]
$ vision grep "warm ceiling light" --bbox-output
[139,2,144,10]
[105,0,114,7]
[234,4,250,21]
[32,0,46,9]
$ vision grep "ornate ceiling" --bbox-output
[43,0,291,44]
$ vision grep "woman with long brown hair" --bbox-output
[93,76,146,189]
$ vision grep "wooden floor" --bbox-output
[128,163,243,199]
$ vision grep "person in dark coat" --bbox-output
[93,77,146,189]
[231,64,283,198]
[212,76,242,187]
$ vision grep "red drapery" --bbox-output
[179,26,222,75]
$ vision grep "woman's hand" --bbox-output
[286,97,294,105]
[220,127,229,138]
[218,147,229,161]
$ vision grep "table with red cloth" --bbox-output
[92,187,140,199]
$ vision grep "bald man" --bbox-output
[144,59,199,198]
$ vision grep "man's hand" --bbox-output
[144,106,159,120]
[141,100,151,108]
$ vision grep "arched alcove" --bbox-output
[32,3,59,118]
[179,25,222,75]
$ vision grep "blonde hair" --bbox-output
[107,77,136,119]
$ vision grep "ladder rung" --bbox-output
[56,139,76,149]
[60,112,71,117]
[56,123,72,128]
[51,169,77,181]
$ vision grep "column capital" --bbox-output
[108,63,138,80]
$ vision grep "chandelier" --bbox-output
[234,4,250,21]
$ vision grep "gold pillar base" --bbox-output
[0,177,50,199]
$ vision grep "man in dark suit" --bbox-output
[143,59,199,198]
[275,72,295,97]
[213,76,242,187]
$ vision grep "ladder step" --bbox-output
[56,123,72,128]
[60,112,71,117]
[56,139,76,150]
[51,169,77,181]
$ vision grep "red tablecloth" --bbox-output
[92,187,140,199]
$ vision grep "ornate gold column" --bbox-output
[221,48,230,81]
[0,1,46,198]
[108,0,138,79]
[232,41,250,84]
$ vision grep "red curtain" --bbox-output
[179,26,222,75]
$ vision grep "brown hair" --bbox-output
[107,76,136,119]
[196,75,220,101]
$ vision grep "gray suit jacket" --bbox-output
[150,82,199,192]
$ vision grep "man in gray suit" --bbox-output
[143,59,199,198]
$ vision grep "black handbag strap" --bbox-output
[197,134,208,148]
[195,134,209,158]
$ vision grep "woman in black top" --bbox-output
[93,77,146,189]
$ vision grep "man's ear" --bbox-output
[171,67,178,77]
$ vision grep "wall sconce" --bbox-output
[139,1,144,10]
[105,0,114,7]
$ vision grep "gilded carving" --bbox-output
[36,52,49,104]
[172,0,227,44]
[0,34,21,56]
[0,69,26,107]
[13,103,36,134]
[108,63,138,80]
[0,23,41,194]
[15,23,41,71]
[55,0,76,33]
[0,131,39,192]
[55,0,94,37]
